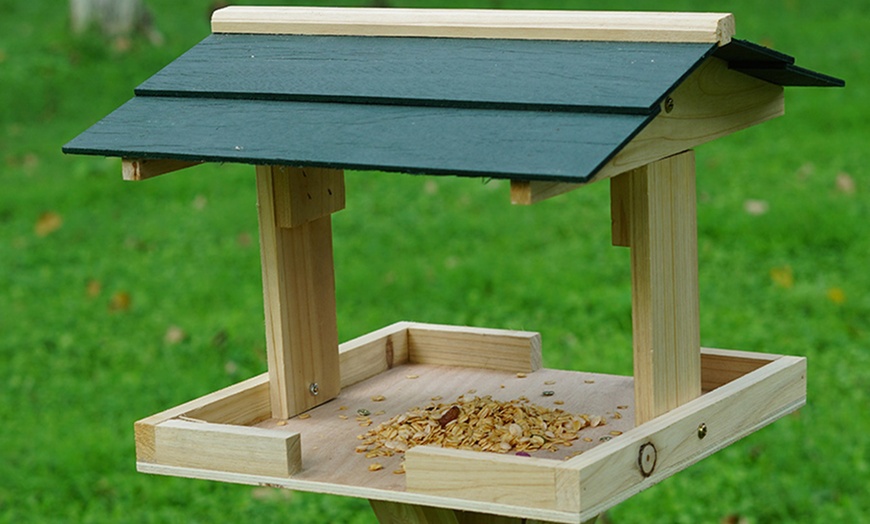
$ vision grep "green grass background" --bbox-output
[1,0,866,522]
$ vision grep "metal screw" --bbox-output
[698,422,708,439]
[309,382,319,396]
[664,97,675,113]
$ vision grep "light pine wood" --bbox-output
[257,165,340,419]
[135,373,270,463]
[405,447,559,510]
[121,158,201,181]
[212,7,734,45]
[609,172,631,247]
[510,56,784,205]
[371,500,461,524]
[268,165,345,228]
[136,344,803,522]
[627,151,700,425]
[407,323,542,373]
[153,419,301,478]
[340,322,410,389]
[591,57,784,184]
[559,354,806,521]
[700,347,779,392]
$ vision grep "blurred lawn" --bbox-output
[1,0,867,522]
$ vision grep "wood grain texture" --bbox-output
[509,56,784,202]
[136,34,713,114]
[627,152,700,425]
[589,56,784,184]
[609,172,631,247]
[559,354,806,521]
[134,373,270,463]
[63,96,651,183]
[136,348,801,522]
[700,347,779,392]
[257,165,340,419]
[405,447,558,510]
[153,419,301,478]
[211,7,735,45]
[268,165,345,228]
[339,322,410,389]
[371,500,461,524]
[121,158,201,181]
[407,323,542,373]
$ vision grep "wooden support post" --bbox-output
[369,500,576,524]
[256,165,344,419]
[621,151,701,425]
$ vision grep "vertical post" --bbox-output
[256,165,345,419]
[611,151,701,425]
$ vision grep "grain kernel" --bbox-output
[297,413,311,420]
[371,395,386,402]
[516,372,527,378]
[368,463,383,472]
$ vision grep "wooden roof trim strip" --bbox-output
[211,7,735,45]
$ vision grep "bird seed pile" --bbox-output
[356,395,605,459]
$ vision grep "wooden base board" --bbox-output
[136,322,805,523]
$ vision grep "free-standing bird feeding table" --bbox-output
[63,7,843,523]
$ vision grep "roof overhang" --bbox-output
[62,7,843,202]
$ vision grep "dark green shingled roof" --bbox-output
[63,35,843,183]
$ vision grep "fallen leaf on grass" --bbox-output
[743,199,769,216]
[770,266,794,289]
[164,326,186,344]
[86,279,102,298]
[109,291,132,312]
[836,172,856,195]
[35,211,62,236]
[826,287,846,305]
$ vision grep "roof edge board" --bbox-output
[211,6,735,45]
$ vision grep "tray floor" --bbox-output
[253,363,635,493]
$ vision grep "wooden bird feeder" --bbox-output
[64,7,843,523]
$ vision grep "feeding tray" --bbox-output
[63,6,841,523]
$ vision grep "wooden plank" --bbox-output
[137,352,800,522]
[407,323,542,373]
[63,96,649,183]
[509,56,785,203]
[136,322,408,463]
[212,7,735,45]
[121,158,201,181]
[589,56,784,184]
[628,151,700,425]
[252,364,631,510]
[609,173,631,247]
[134,372,270,463]
[558,355,806,521]
[340,322,410,389]
[700,347,779,392]
[257,165,340,419]
[136,34,713,114]
[371,500,461,524]
[405,447,559,510]
[268,165,345,228]
[153,419,301,478]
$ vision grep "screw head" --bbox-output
[664,97,675,113]
[698,422,708,439]
[309,382,319,396]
